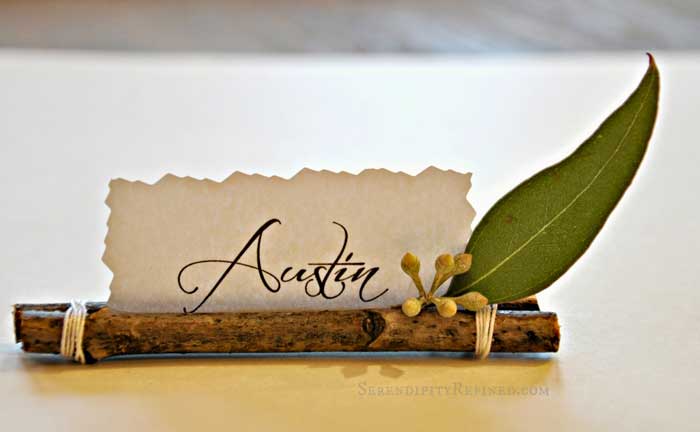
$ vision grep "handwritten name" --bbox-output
[177,218,386,313]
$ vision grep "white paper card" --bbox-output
[104,167,474,313]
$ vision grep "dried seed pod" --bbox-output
[434,254,455,274]
[401,252,420,276]
[434,297,457,318]
[453,253,473,275]
[402,297,423,317]
[455,291,489,312]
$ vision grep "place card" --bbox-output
[104,167,474,313]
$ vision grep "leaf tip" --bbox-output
[646,52,657,70]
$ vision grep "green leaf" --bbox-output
[446,54,660,303]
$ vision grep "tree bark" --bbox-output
[14,297,559,363]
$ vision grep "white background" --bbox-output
[1,50,698,430]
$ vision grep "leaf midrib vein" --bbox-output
[466,77,656,302]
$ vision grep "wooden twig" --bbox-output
[14,296,558,363]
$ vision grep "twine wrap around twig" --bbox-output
[60,300,87,364]
[474,304,498,359]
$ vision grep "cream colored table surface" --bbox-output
[1,51,699,431]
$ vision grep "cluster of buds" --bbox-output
[400,252,488,318]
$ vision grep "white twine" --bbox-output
[60,300,87,364]
[474,304,498,360]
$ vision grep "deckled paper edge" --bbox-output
[103,166,475,308]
